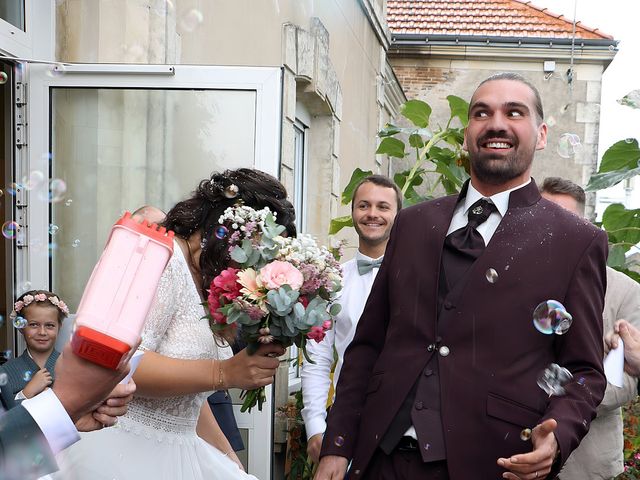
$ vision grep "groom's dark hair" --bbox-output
[351,175,403,211]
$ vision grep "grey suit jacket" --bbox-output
[0,404,58,479]
[559,267,640,479]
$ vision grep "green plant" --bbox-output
[586,89,640,281]
[329,96,470,235]
[615,397,640,479]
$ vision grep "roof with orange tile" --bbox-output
[387,0,613,40]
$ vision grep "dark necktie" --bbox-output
[442,198,497,287]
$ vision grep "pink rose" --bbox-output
[307,326,326,343]
[322,320,332,331]
[258,261,304,291]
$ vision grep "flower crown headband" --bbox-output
[10,293,69,320]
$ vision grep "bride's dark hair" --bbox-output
[163,168,296,294]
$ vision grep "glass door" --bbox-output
[22,62,282,478]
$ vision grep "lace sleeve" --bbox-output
[139,254,178,352]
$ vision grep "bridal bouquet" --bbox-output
[206,204,342,412]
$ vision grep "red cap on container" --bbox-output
[71,326,132,370]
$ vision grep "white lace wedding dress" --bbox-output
[52,242,256,480]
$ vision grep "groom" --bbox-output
[315,73,608,479]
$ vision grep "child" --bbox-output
[0,289,68,406]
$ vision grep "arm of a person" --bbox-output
[196,401,244,471]
[133,343,283,397]
[318,211,401,467]
[598,276,640,412]
[502,231,608,479]
[301,322,336,439]
[0,400,62,479]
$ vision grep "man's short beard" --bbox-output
[471,153,532,186]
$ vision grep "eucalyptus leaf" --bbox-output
[376,137,406,158]
[329,215,353,235]
[598,139,640,173]
[447,95,470,127]
[401,99,432,128]
[329,302,342,316]
[230,245,248,263]
[340,168,373,205]
[586,167,640,191]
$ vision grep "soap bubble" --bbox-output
[533,300,573,335]
[22,281,32,291]
[2,221,19,239]
[546,116,556,127]
[557,133,582,159]
[23,170,45,191]
[13,316,27,329]
[23,370,32,382]
[0,372,7,386]
[0,72,8,85]
[49,178,67,203]
[520,428,531,441]
[72,239,80,248]
[49,224,59,235]
[334,435,345,447]
[180,9,204,32]
[537,363,573,396]
[215,225,229,240]
[65,198,73,207]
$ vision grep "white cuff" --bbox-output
[22,388,80,455]
[14,390,27,401]
[304,417,327,440]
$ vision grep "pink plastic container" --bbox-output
[71,212,174,369]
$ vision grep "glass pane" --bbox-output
[49,88,257,309]
[0,0,24,30]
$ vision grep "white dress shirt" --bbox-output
[301,251,382,440]
[22,388,80,454]
[446,178,531,244]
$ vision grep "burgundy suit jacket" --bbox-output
[321,180,608,479]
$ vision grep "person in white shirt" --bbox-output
[301,175,402,464]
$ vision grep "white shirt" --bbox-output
[22,388,80,454]
[301,251,381,440]
[446,178,531,244]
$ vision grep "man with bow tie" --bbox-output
[302,175,402,464]
[315,73,607,480]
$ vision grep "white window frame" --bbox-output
[19,62,282,479]
[0,0,53,60]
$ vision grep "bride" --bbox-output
[53,169,296,479]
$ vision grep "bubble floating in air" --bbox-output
[533,299,572,335]
[557,133,582,159]
[537,363,573,396]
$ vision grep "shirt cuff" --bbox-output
[22,388,80,455]
[14,390,27,401]
[305,416,327,440]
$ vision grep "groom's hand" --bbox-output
[498,418,558,479]
[314,455,348,480]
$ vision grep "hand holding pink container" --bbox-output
[71,212,174,369]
